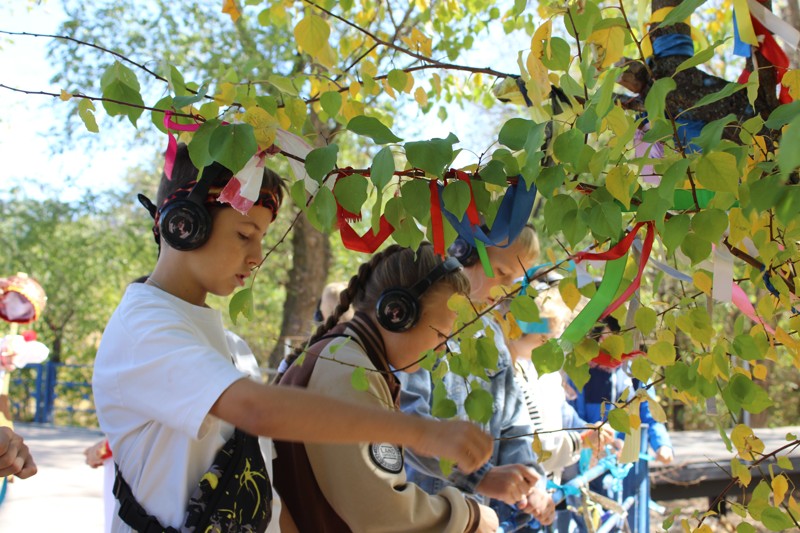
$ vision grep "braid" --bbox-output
[278,245,406,377]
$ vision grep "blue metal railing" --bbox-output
[498,426,652,532]
[9,362,94,425]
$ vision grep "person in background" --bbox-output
[399,226,556,529]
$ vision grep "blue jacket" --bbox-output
[567,366,672,452]
[398,316,542,498]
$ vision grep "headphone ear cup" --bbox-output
[448,237,479,267]
[158,199,212,251]
[375,288,420,332]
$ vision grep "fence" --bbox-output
[8,362,96,426]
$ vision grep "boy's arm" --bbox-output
[211,377,493,473]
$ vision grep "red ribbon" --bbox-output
[163,111,202,179]
[334,169,395,253]
[591,350,646,369]
[429,180,446,257]
[737,15,793,105]
[601,222,655,319]
[573,222,648,263]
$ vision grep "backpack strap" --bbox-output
[113,463,179,533]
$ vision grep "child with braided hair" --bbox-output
[274,243,498,533]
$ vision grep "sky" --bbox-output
[0,2,528,204]
[0,3,155,203]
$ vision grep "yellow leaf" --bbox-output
[600,335,625,358]
[782,69,800,100]
[404,73,415,94]
[316,43,338,69]
[604,105,631,137]
[222,0,241,23]
[732,457,752,487]
[381,79,397,99]
[648,341,676,366]
[360,59,378,78]
[242,107,278,148]
[401,28,433,57]
[605,165,638,209]
[214,82,236,106]
[692,523,714,533]
[647,397,667,423]
[59,89,72,102]
[772,473,789,505]
[294,13,330,56]
[752,363,767,381]
[587,26,625,68]
[730,424,765,461]
[559,281,581,311]
[629,411,641,431]
[414,87,428,107]
[530,20,552,59]
[431,73,442,96]
[693,271,713,296]
[276,108,292,130]
[524,55,549,106]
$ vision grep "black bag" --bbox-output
[114,429,272,533]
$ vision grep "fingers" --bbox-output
[0,429,35,479]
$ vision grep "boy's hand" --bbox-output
[517,487,555,526]
[84,440,108,468]
[410,419,493,473]
[476,503,499,533]
[475,464,540,505]
[654,446,674,464]
[0,427,37,479]
[581,423,616,450]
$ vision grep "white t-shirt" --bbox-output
[93,283,275,532]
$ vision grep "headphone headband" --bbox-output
[407,256,463,298]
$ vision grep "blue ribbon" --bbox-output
[547,478,581,497]
[762,270,800,314]
[440,179,537,250]
[652,33,695,58]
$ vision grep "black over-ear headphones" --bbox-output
[375,256,463,332]
[157,162,228,251]
[448,237,479,267]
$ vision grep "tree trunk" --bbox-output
[268,215,331,368]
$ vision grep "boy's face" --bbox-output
[466,241,535,304]
[185,205,273,298]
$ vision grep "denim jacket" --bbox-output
[398,316,542,498]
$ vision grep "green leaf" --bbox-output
[441,180,471,220]
[304,144,339,183]
[294,13,330,55]
[722,374,773,414]
[761,507,794,531]
[778,115,800,177]
[307,186,337,233]
[499,118,538,151]
[645,78,676,120]
[209,123,258,174]
[290,179,307,210]
[657,0,707,28]
[475,337,499,372]
[675,39,727,73]
[187,119,220,169]
[648,341,676,366]
[401,179,432,222]
[663,214,690,256]
[229,287,254,325]
[371,146,396,190]
[540,37,571,71]
[765,100,800,129]
[347,116,402,144]
[776,455,794,470]
[636,189,671,229]
[350,366,370,391]
[553,128,586,167]
[732,334,763,361]
[172,82,209,108]
[692,114,737,153]
[320,91,343,118]
[150,95,173,134]
[333,174,368,215]
[100,61,144,125]
[404,134,459,178]
[531,339,565,375]
[588,201,622,241]
[387,69,409,92]
[692,82,746,110]
[691,209,729,242]
[465,386,494,424]
[634,307,657,335]
[695,152,739,194]
[77,98,99,133]
[607,408,630,433]
[510,294,540,322]
[432,380,457,418]
[535,165,566,199]
[736,521,756,533]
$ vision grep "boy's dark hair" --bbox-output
[156,143,286,210]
